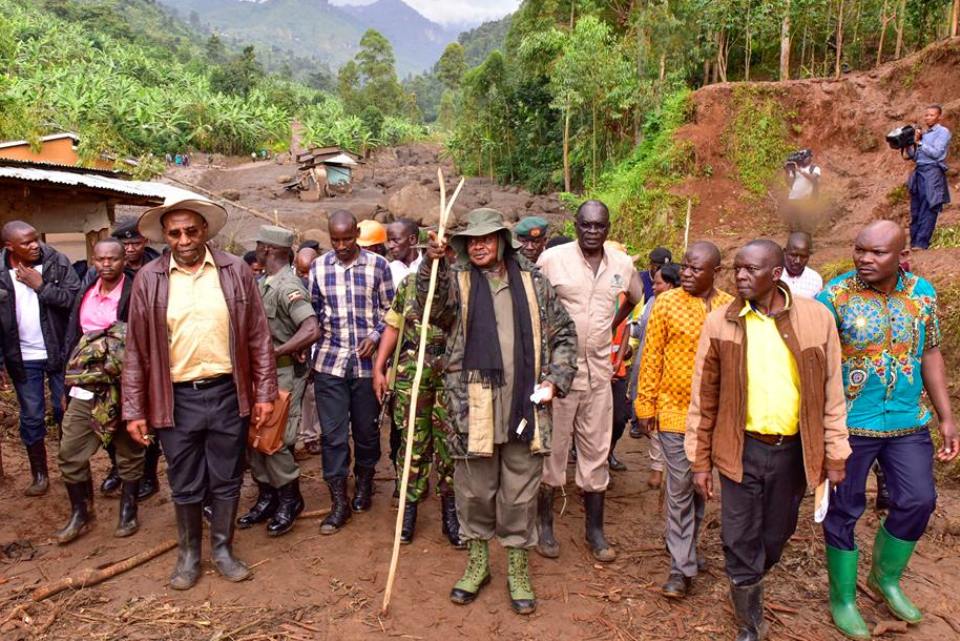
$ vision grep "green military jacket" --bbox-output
[415,255,578,459]
[385,274,446,380]
[259,267,314,376]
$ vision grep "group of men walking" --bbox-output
[0,185,956,638]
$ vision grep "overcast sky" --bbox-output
[329,0,520,26]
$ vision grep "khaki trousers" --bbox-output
[249,365,306,488]
[543,385,613,492]
[455,442,541,549]
[58,397,144,484]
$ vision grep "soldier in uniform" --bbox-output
[373,272,463,548]
[237,226,320,536]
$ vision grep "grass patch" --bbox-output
[931,225,960,249]
[818,258,855,282]
[587,89,693,256]
[886,184,908,205]
[726,86,795,196]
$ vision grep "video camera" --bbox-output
[885,124,916,150]
[785,148,813,171]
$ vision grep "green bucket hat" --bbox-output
[449,208,520,261]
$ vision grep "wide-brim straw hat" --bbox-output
[138,197,228,243]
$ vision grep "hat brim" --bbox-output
[449,226,520,260]
[138,199,228,243]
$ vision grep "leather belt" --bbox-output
[173,375,232,390]
[745,431,800,446]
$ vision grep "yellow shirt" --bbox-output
[167,248,233,383]
[741,295,800,436]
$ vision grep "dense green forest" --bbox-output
[0,0,427,174]
[441,0,959,249]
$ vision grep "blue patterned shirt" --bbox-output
[817,271,940,437]
[309,249,395,378]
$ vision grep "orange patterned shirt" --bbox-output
[634,286,733,433]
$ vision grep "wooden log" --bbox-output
[30,539,177,601]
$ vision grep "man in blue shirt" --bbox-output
[906,105,952,250]
[817,220,959,639]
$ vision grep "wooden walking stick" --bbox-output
[381,170,464,616]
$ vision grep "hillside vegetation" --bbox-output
[445,0,960,253]
[0,0,428,174]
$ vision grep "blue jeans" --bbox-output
[823,430,937,549]
[12,359,65,446]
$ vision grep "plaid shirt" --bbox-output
[310,249,395,378]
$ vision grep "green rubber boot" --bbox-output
[506,547,536,615]
[826,546,870,640]
[867,526,922,623]
[450,539,490,605]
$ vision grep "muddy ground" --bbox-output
[1,400,959,641]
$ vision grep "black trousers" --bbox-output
[611,377,629,451]
[720,436,806,586]
[156,378,248,505]
[314,372,381,481]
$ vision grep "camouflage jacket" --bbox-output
[386,273,446,384]
[415,256,578,458]
[64,322,126,445]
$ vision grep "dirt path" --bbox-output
[2,403,959,641]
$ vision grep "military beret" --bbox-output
[649,247,673,265]
[111,217,144,241]
[514,216,549,238]
[257,225,295,248]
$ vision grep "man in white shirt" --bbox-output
[0,220,80,497]
[386,219,422,286]
[781,232,823,298]
[786,150,821,201]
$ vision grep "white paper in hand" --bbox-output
[69,386,95,401]
[814,479,830,523]
[530,385,552,405]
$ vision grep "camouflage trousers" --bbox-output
[392,369,455,504]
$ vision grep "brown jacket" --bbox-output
[684,287,851,486]
[122,248,278,428]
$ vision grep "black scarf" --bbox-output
[461,253,537,442]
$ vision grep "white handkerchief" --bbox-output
[814,480,830,523]
[69,386,95,401]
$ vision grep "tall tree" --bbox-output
[780,0,792,79]
[437,43,467,91]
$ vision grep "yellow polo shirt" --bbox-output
[167,248,233,383]
[741,293,800,436]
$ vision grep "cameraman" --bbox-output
[906,104,952,250]
[785,149,821,201]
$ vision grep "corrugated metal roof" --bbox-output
[0,165,201,204]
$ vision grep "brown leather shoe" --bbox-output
[661,572,691,599]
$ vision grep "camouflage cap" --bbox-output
[514,216,549,239]
[256,225,295,248]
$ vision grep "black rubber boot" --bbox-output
[441,493,466,549]
[351,466,375,512]
[536,485,560,559]
[237,482,279,529]
[137,441,161,501]
[170,503,203,590]
[607,452,627,472]
[400,501,417,544]
[114,479,140,538]
[584,491,617,562]
[730,581,769,641]
[874,463,890,512]
[100,444,121,495]
[320,478,351,535]
[210,498,251,582]
[267,479,305,537]
[54,481,94,544]
[25,441,49,497]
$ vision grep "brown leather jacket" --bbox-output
[122,248,278,428]
[685,286,851,487]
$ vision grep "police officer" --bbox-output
[237,226,320,536]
